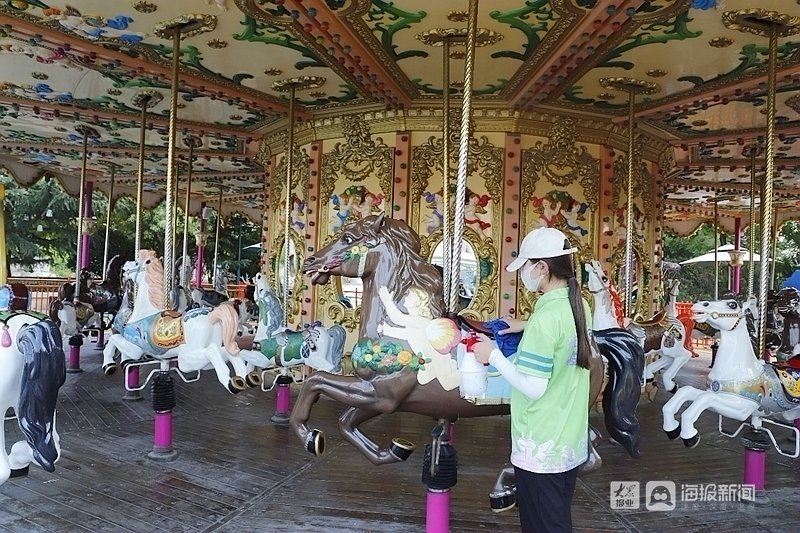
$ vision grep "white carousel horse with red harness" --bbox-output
[662,299,800,448]
[585,260,692,395]
[101,250,258,393]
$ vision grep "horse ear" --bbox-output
[374,211,387,230]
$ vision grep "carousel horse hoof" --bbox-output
[665,426,681,440]
[388,438,415,461]
[102,363,117,376]
[683,434,700,448]
[245,371,262,388]
[669,384,678,394]
[9,466,29,478]
[228,376,247,394]
[489,490,516,513]
[306,429,325,456]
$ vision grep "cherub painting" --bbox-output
[329,185,384,233]
[464,190,492,237]
[422,189,445,233]
[614,204,645,246]
[531,190,590,240]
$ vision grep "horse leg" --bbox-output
[337,406,409,465]
[643,354,670,382]
[0,412,9,484]
[662,386,702,437]
[660,348,691,393]
[678,391,718,446]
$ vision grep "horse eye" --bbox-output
[342,235,353,245]
[728,301,738,309]
[602,276,608,283]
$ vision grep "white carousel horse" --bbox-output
[101,250,257,393]
[237,272,345,373]
[0,305,66,486]
[48,299,80,341]
[663,299,800,447]
[585,260,692,394]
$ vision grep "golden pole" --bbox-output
[154,14,217,308]
[212,185,223,288]
[744,142,761,298]
[713,198,719,300]
[131,91,163,256]
[181,135,201,288]
[724,8,800,358]
[272,76,324,327]
[100,163,119,282]
[442,36,453,312]
[451,0,479,306]
[599,77,659,316]
[73,125,98,303]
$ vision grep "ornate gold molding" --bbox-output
[320,114,394,201]
[272,136,310,210]
[520,118,599,210]
[268,230,305,321]
[318,277,361,332]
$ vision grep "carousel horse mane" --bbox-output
[607,284,625,327]
[362,215,444,320]
[138,250,165,309]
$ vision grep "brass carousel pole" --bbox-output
[131,91,163,256]
[743,142,762,298]
[148,13,216,462]
[211,185,223,288]
[100,162,121,282]
[724,9,800,358]
[73,125,99,304]
[599,77,659,317]
[181,135,201,288]
[272,76,324,327]
[154,14,216,308]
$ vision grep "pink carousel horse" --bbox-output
[290,213,642,467]
[0,286,66,486]
[101,250,257,393]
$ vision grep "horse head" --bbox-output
[304,212,443,338]
[691,299,746,330]
[252,272,283,339]
[775,287,800,318]
[585,259,610,294]
[667,278,681,298]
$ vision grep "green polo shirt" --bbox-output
[510,287,590,473]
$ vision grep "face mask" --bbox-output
[521,262,543,292]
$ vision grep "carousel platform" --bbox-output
[2,340,798,533]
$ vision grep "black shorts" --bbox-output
[514,465,580,533]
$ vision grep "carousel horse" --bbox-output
[56,272,102,331]
[238,272,345,373]
[584,260,646,457]
[171,255,193,312]
[662,299,800,447]
[0,287,67,486]
[191,267,229,308]
[666,279,699,358]
[101,251,257,393]
[291,213,635,467]
[775,287,800,363]
[232,279,257,336]
[82,254,126,316]
[586,260,690,395]
[48,298,80,340]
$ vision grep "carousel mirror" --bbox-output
[336,275,363,309]
[272,231,303,319]
[430,238,478,311]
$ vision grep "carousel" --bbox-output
[0,0,799,531]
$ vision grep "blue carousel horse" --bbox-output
[101,250,258,393]
[238,272,345,373]
[0,285,66,486]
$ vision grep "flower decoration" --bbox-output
[343,244,370,261]
[352,339,429,373]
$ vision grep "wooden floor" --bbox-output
[2,340,799,533]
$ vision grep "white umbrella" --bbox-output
[243,243,261,250]
[679,244,761,265]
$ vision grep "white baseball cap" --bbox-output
[506,227,577,272]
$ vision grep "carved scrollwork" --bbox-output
[420,226,498,320]
[657,146,676,177]
[319,277,362,332]
[272,139,310,210]
[520,119,599,210]
[320,115,393,201]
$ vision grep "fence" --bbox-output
[8,277,251,314]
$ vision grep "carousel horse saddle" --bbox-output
[150,312,185,350]
[457,315,494,337]
[767,362,800,403]
[634,310,667,327]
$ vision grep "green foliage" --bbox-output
[1,172,262,283]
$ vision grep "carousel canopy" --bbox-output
[0,0,797,224]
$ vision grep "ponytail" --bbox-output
[568,276,591,370]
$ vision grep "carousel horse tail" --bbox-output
[209,303,241,356]
[594,328,645,459]
[328,324,347,373]
[16,320,66,472]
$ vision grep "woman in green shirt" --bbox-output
[473,227,591,533]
